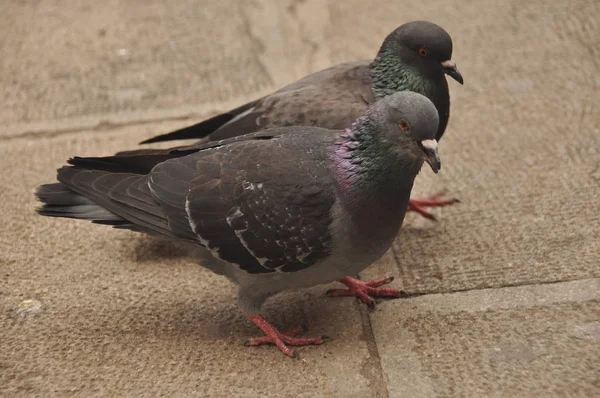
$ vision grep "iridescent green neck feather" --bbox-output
[370,51,435,100]
[332,118,422,220]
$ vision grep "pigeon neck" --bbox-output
[370,51,435,100]
[332,121,422,230]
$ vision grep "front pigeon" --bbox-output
[36,92,441,357]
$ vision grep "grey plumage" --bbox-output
[36,91,441,355]
[141,20,462,145]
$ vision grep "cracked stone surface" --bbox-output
[1,0,599,397]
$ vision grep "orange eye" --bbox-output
[418,47,429,57]
[399,120,410,131]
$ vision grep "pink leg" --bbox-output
[408,191,460,221]
[326,276,404,309]
[247,314,327,358]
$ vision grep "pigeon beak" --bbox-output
[418,139,441,174]
[442,60,464,85]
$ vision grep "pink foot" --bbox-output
[326,276,404,309]
[408,191,459,221]
[247,315,327,358]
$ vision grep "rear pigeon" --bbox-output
[141,20,462,220]
[36,92,441,357]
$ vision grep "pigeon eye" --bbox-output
[418,47,429,57]
[399,120,410,131]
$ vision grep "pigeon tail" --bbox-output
[35,183,124,224]
[140,113,234,144]
[139,100,260,144]
[36,166,180,238]
[66,146,198,175]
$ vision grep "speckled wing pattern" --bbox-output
[148,130,338,274]
[43,131,338,275]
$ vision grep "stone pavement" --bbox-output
[1,0,599,397]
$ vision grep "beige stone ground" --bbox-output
[1,0,599,397]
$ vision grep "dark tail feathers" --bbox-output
[139,100,259,144]
[140,113,234,144]
[65,145,198,175]
[35,183,125,225]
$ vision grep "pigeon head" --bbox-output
[378,21,463,85]
[364,91,441,173]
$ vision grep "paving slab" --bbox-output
[1,0,273,129]
[369,279,600,397]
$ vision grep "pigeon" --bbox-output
[140,20,462,220]
[36,91,441,357]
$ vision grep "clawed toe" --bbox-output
[327,276,404,308]
[408,191,460,220]
[247,315,326,358]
